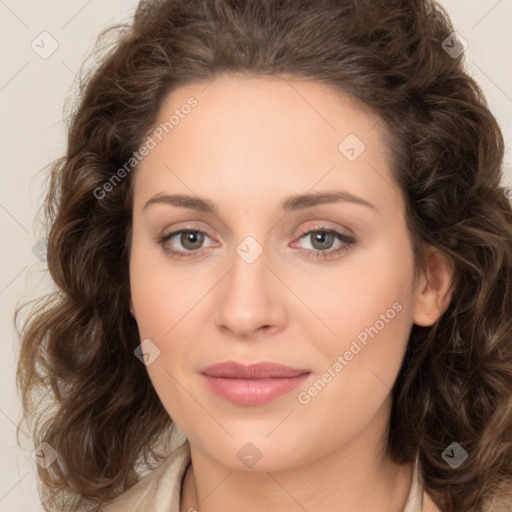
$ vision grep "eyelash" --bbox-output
[156,225,356,261]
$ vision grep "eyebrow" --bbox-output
[142,190,377,213]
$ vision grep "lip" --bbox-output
[201,361,312,406]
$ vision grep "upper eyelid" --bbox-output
[160,219,352,238]
[161,224,348,237]
[297,223,352,236]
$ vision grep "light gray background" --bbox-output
[1,1,511,510]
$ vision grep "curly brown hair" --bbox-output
[15,0,512,511]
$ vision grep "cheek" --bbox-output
[129,237,210,340]
[299,234,416,381]
[293,256,415,443]
[300,237,414,334]
[129,245,198,420]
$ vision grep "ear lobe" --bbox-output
[413,246,454,327]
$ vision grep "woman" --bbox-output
[16,0,512,511]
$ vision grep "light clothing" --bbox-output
[101,439,440,511]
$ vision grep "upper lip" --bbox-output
[201,361,311,379]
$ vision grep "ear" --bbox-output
[129,298,136,319]
[413,246,454,326]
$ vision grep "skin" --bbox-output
[128,73,452,512]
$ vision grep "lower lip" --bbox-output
[202,373,311,406]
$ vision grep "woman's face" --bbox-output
[129,74,425,470]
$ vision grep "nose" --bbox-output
[214,242,287,339]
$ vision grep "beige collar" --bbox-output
[404,454,441,512]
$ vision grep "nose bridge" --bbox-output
[214,233,286,337]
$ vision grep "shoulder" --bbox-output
[423,478,512,512]
[482,478,512,512]
[101,440,191,512]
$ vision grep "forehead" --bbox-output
[133,73,401,216]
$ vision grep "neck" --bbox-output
[180,406,414,512]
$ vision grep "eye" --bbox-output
[156,225,356,261]
[292,226,356,261]
[157,229,216,259]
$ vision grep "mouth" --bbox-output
[201,361,312,406]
